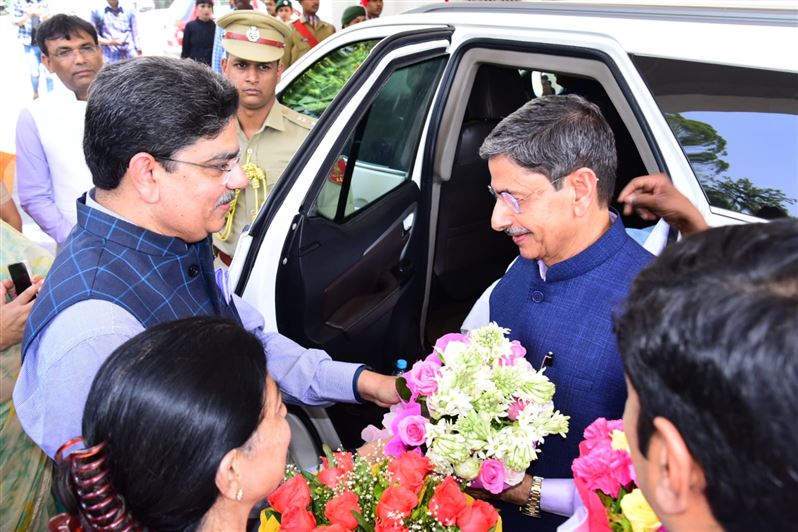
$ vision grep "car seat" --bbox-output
[433,65,526,302]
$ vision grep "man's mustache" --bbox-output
[504,227,530,237]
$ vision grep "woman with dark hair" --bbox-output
[53,316,291,531]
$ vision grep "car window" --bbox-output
[634,56,798,219]
[279,40,380,119]
[314,57,446,221]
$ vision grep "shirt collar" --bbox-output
[240,102,286,138]
[79,190,194,256]
[538,210,627,282]
[104,3,124,13]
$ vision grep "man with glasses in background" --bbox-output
[472,95,654,529]
[15,14,103,248]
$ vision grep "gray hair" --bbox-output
[479,94,617,206]
[84,56,239,190]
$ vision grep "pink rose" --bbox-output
[583,417,623,450]
[572,439,634,498]
[385,401,422,457]
[384,437,408,457]
[507,397,528,421]
[433,332,468,358]
[405,360,441,396]
[477,459,505,495]
[499,340,527,366]
[425,351,442,366]
[397,415,428,447]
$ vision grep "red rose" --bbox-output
[456,500,499,532]
[317,466,346,489]
[428,477,468,526]
[388,451,432,493]
[374,522,409,532]
[324,491,361,530]
[268,475,311,514]
[321,451,355,474]
[281,506,317,531]
[333,451,355,474]
[376,486,419,523]
[312,525,349,532]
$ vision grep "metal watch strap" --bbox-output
[520,475,543,518]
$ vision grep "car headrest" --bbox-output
[466,65,528,121]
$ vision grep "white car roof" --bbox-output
[349,1,797,73]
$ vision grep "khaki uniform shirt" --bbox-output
[213,102,315,256]
[282,15,335,68]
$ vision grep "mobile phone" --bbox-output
[7,262,33,297]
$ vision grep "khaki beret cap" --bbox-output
[217,10,291,63]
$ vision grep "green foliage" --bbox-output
[281,40,379,118]
[396,377,412,402]
[354,511,375,532]
[597,487,634,532]
[702,176,795,215]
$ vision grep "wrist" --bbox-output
[520,475,543,518]
[679,213,709,236]
[500,474,533,506]
[352,365,370,403]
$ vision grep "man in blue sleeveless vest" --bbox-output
[13,56,397,459]
[476,95,654,529]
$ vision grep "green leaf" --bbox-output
[354,510,375,532]
[323,443,336,467]
[263,508,281,520]
[396,377,412,402]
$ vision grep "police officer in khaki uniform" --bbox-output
[281,0,335,68]
[213,10,316,264]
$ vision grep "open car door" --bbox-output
[234,27,452,447]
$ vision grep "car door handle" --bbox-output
[363,204,416,257]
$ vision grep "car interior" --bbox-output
[425,56,656,346]
[271,44,666,449]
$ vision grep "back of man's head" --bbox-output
[616,219,798,531]
[479,94,617,206]
[36,13,98,55]
[84,57,238,190]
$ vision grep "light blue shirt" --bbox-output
[13,196,362,458]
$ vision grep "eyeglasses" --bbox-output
[488,176,566,214]
[51,44,100,60]
[158,156,241,174]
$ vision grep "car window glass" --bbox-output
[280,40,380,119]
[634,56,798,219]
[315,57,446,221]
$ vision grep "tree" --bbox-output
[665,113,795,216]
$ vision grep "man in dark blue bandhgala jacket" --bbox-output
[477,94,654,530]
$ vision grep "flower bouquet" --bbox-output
[367,323,569,494]
[559,418,662,532]
[259,445,501,531]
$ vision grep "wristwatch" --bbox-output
[520,475,543,518]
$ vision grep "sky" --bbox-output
[685,111,798,216]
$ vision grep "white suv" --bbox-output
[228,1,797,454]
